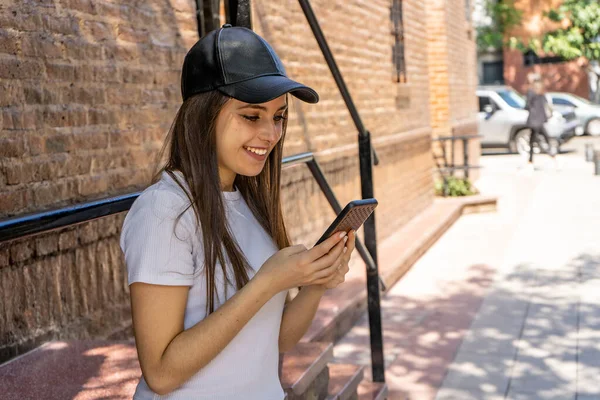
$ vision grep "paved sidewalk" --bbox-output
[332,145,600,400]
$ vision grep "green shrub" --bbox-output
[435,176,478,197]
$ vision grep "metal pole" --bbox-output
[296,0,379,165]
[297,0,385,382]
[194,0,206,37]
[358,131,385,382]
[306,160,387,290]
[224,0,252,28]
[463,138,469,179]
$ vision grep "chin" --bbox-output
[237,167,264,177]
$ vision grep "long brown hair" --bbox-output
[155,91,291,313]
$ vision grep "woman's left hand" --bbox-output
[321,230,356,289]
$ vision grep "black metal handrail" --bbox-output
[297,0,385,382]
[0,153,383,289]
[432,134,483,179]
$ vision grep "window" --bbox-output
[478,96,492,112]
[552,97,575,107]
[523,50,566,67]
[391,0,407,83]
[496,89,525,109]
[482,61,504,84]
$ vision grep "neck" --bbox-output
[220,175,236,192]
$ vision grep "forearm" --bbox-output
[278,285,326,352]
[150,277,275,394]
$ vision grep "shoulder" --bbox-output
[131,172,192,218]
[123,172,197,239]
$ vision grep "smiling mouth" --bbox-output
[244,146,268,156]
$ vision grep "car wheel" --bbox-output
[511,129,552,156]
[511,129,535,156]
[587,118,600,136]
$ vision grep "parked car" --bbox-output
[547,92,600,136]
[476,85,583,156]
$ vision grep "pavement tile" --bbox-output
[505,388,576,400]
[435,387,505,400]
[509,352,577,395]
[439,352,514,395]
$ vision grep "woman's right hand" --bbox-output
[256,231,348,294]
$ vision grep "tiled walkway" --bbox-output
[333,144,600,400]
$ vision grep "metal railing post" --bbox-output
[463,138,469,179]
[297,0,385,382]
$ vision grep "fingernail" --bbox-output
[344,236,348,243]
[339,231,347,238]
[343,247,347,254]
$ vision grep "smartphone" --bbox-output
[314,199,378,246]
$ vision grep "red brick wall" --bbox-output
[426,0,480,179]
[504,0,590,98]
[0,0,438,361]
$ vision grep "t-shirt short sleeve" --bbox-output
[120,188,197,286]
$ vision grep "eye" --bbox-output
[274,114,288,122]
[242,115,259,122]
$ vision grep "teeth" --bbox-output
[245,146,267,155]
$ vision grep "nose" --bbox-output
[258,120,281,145]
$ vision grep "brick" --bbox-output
[63,39,103,60]
[41,14,80,35]
[0,245,9,268]
[23,86,43,104]
[35,234,59,257]
[82,20,115,41]
[4,163,36,185]
[72,132,108,150]
[0,137,26,158]
[0,58,44,80]
[116,25,149,44]
[45,61,75,81]
[63,0,97,14]
[121,67,155,84]
[32,179,78,208]
[0,9,43,32]
[87,108,116,125]
[0,29,21,55]
[77,174,109,197]
[58,230,78,250]
[0,188,31,217]
[21,33,64,58]
[10,241,34,264]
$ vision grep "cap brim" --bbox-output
[218,75,319,104]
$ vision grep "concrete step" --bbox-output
[281,341,333,400]
[357,380,388,400]
[326,363,364,400]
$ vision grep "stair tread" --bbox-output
[280,342,333,395]
[357,380,388,400]
[326,363,364,400]
[0,340,139,400]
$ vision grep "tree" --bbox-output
[476,0,523,53]
[542,0,600,100]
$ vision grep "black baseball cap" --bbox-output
[181,24,319,104]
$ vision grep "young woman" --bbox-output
[120,25,356,399]
[525,77,555,167]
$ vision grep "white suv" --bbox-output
[477,85,583,156]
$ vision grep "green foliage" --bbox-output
[541,0,600,62]
[435,176,478,197]
[476,0,523,52]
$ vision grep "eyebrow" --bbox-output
[238,104,288,112]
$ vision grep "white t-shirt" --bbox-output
[120,171,287,400]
